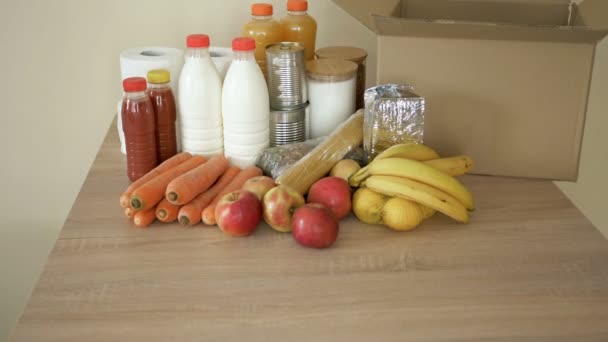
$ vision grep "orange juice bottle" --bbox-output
[243,3,284,76]
[280,0,317,61]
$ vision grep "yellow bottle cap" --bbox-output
[147,69,170,84]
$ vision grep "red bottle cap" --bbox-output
[252,3,273,16]
[122,77,147,92]
[186,34,210,48]
[232,37,256,51]
[287,0,308,12]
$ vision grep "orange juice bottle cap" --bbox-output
[252,3,273,16]
[288,0,308,12]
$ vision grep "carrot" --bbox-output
[155,197,180,223]
[201,166,263,225]
[178,166,241,226]
[166,155,229,205]
[119,152,191,208]
[130,156,207,212]
[125,207,134,220]
[133,208,156,228]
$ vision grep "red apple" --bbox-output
[215,190,262,237]
[291,203,339,249]
[307,177,352,220]
[263,185,305,232]
[241,176,277,201]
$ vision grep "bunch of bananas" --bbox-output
[349,144,475,231]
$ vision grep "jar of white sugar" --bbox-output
[306,59,358,138]
[315,46,368,110]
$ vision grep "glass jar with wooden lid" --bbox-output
[306,58,358,138]
[315,46,368,110]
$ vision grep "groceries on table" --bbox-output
[116,0,475,248]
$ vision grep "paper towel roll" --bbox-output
[117,47,184,154]
[210,47,232,81]
[120,47,184,93]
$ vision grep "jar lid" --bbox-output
[266,42,305,56]
[315,46,368,64]
[306,59,358,81]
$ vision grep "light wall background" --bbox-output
[0,0,605,341]
[0,1,376,340]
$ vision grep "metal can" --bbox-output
[266,42,307,110]
[270,105,307,147]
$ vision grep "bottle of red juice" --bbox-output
[121,77,158,181]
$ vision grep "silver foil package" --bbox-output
[363,84,425,161]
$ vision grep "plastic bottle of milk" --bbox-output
[178,34,223,157]
[222,37,270,168]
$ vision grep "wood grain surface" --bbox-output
[10,120,608,341]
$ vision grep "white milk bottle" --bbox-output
[222,37,270,168]
[178,34,223,157]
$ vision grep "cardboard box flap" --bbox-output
[574,0,608,30]
[401,0,572,27]
[372,14,608,43]
[334,0,605,181]
[332,0,402,31]
[333,0,608,42]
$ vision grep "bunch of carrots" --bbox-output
[119,152,263,228]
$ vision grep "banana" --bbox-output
[349,144,439,187]
[349,165,370,187]
[363,175,470,223]
[353,158,475,210]
[381,197,425,231]
[352,188,387,225]
[424,155,474,176]
[378,176,467,214]
[374,143,440,161]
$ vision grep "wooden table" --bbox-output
[10,122,608,341]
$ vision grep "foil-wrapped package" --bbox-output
[364,84,425,161]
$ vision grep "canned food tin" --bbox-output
[270,105,307,147]
[266,42,307,110]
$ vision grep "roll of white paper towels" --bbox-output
[209,46,232,81]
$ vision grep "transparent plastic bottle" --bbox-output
[280,0,317,61]
[222,37,270,168]
[147,69,178,163]
[178,34,223,157]
[243,3,284,77]
[121,77,158,181]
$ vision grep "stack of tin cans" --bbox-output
[266,42,309,147]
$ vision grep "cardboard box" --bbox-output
[333,0,608,180]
